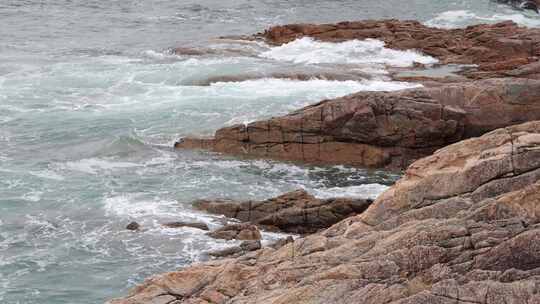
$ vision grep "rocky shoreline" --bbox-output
[109,20,540,304]
[176,78,540,170]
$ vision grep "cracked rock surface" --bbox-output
[109,121,540,304]
[176,78,540,170]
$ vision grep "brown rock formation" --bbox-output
[109,120,540,304]
[176,77,540,170]
[174,21,540,168]
[206,223,262,241]
[194,189,372,234]
[260,20,540,78]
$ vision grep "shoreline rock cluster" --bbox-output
[260,20,540,79]
[111,121,540,304]
[176,78,540,170]
[110,20,540,304]
[176,20,540,170]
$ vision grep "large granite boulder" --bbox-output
[109,120,540,304]
[176,78,540,170]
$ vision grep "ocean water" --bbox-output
[0,1,539,303]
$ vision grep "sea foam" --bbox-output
[425,10,540,29]
[310,184,390,200]
[63,158,141,175]
[261,37,438,67]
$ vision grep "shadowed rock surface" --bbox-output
[260,20,540,79]
[162,222,209,231]
[193,189,373,234]
[176,77,540,170]
[188,70,372,86]
[109,120,540,304]
[208,241,262,258]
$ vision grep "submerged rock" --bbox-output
[125,222,140,231]
[109,120,540,304]
[176,78,540,170]
[161,221,209,231]
[193,189,373,234]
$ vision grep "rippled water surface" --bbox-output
[1,1,539,303]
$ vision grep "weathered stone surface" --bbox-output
[162,221,209,231]
[206,223,262,241]
[109,121,540,304]
[260,20,540,78]
[193,189,372,234]
[176,78,540,170]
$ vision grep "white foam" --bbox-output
[425,10,480,28]
[21,191,43,202]
[103,194,179,218]
[490,13,540,27]
[63,158,140,174]
[0,130,11,142]
[310,184,390,200]
[210,78,421,100]
[29,170,65,181]
[142,50,182,60]
[425,10,540,29]
[182,57,243,66]
[214,78,421,125]
[0,104,38,113]
[261,37,438,67]
[190,159,253,169]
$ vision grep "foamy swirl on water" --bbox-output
[261,37,438,67]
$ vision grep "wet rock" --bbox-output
[207,246,242,258]
[206,223,261,241]
[109,121,540,304]
[172,47,215,56]
[189,70,371,86]
[207,240,262,258]
[125,222,140,231]
[269,236,294,249]
[193,189,372,234]
[176,77,540,170]
[260,20,540,78]
[239,240,262,251]
[161,221,209,231]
